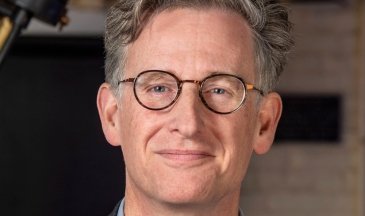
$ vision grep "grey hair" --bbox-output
[104,0,294,98]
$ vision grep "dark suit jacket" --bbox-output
[108,200,122,216]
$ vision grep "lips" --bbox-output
[156,149,214,161]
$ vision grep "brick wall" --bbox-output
[240,1,365,215]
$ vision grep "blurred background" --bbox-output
[241,0,365,216]
[0,0,363,215]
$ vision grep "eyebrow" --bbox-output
[209,71,237,76]
[167,70,243,79]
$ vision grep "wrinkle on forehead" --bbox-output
[146,8,253,53]
[126,8,255,82]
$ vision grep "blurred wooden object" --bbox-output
[0,17,12,50]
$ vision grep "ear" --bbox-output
[97,83,121,146]
[253,92,282,155]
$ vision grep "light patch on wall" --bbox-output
[68,0,117,9]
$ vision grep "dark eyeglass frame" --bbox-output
[118,70,263,114]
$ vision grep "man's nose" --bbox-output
[168,83,205,138]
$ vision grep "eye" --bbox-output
[212,88,226,94]
[152,86,166,92]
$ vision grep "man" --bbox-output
[97,0,294,215]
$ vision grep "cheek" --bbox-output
[118,94,165,156]
[234,106,256,155]
[230,121,254,163]
[222,106,255,145]
[117,109,156,183]
[220,107,256,170]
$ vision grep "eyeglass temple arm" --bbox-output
[118,78,135,85]
[245,84,264,96]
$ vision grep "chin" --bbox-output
[155,180,218,206]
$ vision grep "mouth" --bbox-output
[156,149,214,161]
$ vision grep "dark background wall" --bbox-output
[0,37,125,216]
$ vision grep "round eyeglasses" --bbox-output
[118,70,263,114]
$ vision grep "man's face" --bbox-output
[113,9,260,204]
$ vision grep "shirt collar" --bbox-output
[116,198,125,216]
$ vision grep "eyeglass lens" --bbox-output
[134,71,246,113]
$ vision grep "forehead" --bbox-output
[125,8,255,81]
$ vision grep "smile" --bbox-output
[156,149,214,161]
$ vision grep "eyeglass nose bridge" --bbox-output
[178,79,202,86]
[169,80,203,106]
[178,79,204,93]
[173,79,207,109]
[176,79,204,98]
